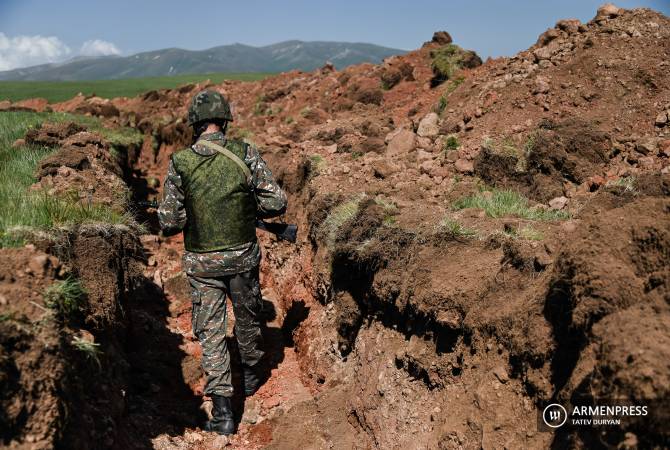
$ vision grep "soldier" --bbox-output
[158,90,287,435]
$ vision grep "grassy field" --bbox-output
[0,72,271,103]
[0,111,140,247]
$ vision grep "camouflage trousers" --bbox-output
[188,267,264,397]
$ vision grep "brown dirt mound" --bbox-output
[0,232,143,449]
[475,118,612,201]
[25,122,86,147]
[545,186,670,448]
[29,124,127,210]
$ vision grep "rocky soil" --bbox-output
[1,4,669,449]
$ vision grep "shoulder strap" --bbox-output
[196,140,252,183]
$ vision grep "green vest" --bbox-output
[171,140,256,252]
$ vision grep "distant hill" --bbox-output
[0,41,405,81]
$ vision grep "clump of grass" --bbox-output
[438,218,477,240]
[374,197,399,226]
[253,96,281,116]
[482,136,519,157]
[519,225,544,241]
[523,132,537,154]
[431,44,462,82]
[308,154,327,178]
[453,189,569,221]
[320,196,364,247]
[483,134,536,173]
[443,135,460,152]
[436,76,465,115]
[44,277,87,317]
[300,106,312,118]
[284,116,294,124]
[503,223,544,241]
[606,176,637,193]
[71,336,102,368]
[1,191,133,247]
[351,151,363,160]
[104,128,144,154]
[253,97,267,116]
[430,45,479,87]
[437,95,449,115]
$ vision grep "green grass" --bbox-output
[253,95,280,116]
[452,189,570,221]
[300,106,313,118]
[503,223,545,241]
[374,197,399,226]
[439,218,478,239]
[308,154,327,178]
[0,73,271,103]
[71,335,102,368]
[443,135,460,151]
[436,75,465,115]
[320,196,365,247]
[606,176,637,193]
[431,45,476,87]
[481,136,529,173]
[44,277,87,317]
[519,225,544,241]
[0,111,137,247]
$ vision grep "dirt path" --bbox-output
[121,153,317,449]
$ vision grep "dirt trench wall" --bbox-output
[260,173,670,449]
[0,122,149,449]
[0,226,145,450]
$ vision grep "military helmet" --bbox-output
[187,90,233,126]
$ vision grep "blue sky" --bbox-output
[0,0,668,70]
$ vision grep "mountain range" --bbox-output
[0,41,405,81]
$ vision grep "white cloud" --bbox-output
[80,39,121,57]
[0,32,71,71]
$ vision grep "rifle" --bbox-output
[137,200,298,243]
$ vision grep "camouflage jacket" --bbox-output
[158,131,287,277]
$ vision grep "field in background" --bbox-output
[0,73,271,103]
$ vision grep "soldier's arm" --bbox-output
[245,144,288,219]
[158,158,187,233]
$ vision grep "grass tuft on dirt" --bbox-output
[320,196,365,247]
[453,189,569,221]
[70,336,102,368]
[606,176,637,193]
[0,111,137,247]
[438,218,478,239]
[44,277,87,317]
[308,154,327,178]
[430,45,480,87]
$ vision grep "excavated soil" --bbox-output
[2,4,669,450]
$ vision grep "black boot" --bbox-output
[242,363,262,396]
[204,395,235,435]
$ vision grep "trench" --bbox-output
[109,128,322,448]
[0,117,561,450]
[113,127,551,449]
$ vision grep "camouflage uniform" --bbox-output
[158,130,286,397]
